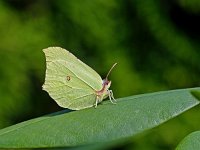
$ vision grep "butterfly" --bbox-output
[42,47,117,110]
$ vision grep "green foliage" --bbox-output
[0,1,53,127]
[191,91,200,100]
[0,0,199,149]
[0,88,199,148]
[176,131,200,150]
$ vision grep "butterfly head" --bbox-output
[102,63,117,89]
[97,63,117,95]
[102,79,111,89]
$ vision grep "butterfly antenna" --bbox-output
[106,63,117,79]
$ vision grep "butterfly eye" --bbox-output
[66,76,71,81]
[106,81,110,85]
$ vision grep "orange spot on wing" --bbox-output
[66,76,71,81]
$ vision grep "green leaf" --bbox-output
[0,88,199,148]
[191,90,200,101]
[176,131,200,150]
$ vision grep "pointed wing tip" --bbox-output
[42,47,52,54]
[42,47,66,53]
[42,47,52,52]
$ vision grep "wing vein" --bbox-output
[67,93,96,107]
[57,60,97,90]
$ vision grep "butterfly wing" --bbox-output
[43,47,103,110]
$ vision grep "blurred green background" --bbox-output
[0,0,199,149]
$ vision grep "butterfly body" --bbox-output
[96,79,110,97]
[43,47,116,110]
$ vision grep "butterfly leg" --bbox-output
[110,90,116,102]
[95,95,100,108]
[108,90,116,104]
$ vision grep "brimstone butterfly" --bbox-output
[42,47,117,110]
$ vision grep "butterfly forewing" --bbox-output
[43,47,102,90]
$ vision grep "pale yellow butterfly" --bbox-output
[42,47,117,110]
